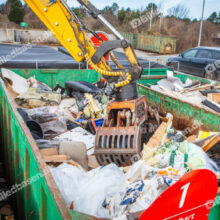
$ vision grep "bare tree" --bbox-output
[168,4,190,19]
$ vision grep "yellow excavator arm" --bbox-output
[25,0,106,64]
[24,0,141,88]
[24,0,147,167]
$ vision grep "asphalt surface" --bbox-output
[0,44,82,69]
[0,44,168,69]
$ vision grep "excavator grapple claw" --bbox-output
[95,96,147,167]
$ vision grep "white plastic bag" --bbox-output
[50,163,85,207]
[51,163,126,218]
[125,160,157,183]
[74,164,126,218]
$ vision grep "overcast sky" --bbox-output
[0,0,219,19]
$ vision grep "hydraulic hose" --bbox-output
[109,51,124,70]
[84,53,132,88]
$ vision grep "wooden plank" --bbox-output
[142,115,173,160]
[183,84,211,93]
[208,93,220,103]
[202,134,220,152]
[141,75,167,80]
[40,147,58,157]
[44,155,67,162]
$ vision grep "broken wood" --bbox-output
[40,147,58,157]
[208,93,220,103]
[44,155,68,163]
[202,134,220,152]
[142,115,173,160]
[141,75,167,80]
[66,159,79,167]
[183,84,211,93]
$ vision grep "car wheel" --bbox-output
[204,71,216,80]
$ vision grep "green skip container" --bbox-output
[0,68,219,219]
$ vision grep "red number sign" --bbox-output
[140,169,218,220]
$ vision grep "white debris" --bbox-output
[1,68,29,94]
[54,127,95,154]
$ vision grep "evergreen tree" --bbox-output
[118,8,126,23]
[146,3,157,11]
[8,0,25,24]
[207,11,220,24]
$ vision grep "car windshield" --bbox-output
[196,50,212,59]
[183,49,198,58]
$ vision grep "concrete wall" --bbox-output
[0,28,116,44]
[0,29,59,44]
[14,29,59,44]
[0,29,15,42]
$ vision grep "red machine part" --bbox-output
[90,32,109,70]
[140,169,218,220]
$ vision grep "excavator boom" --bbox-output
[24,0,148,166]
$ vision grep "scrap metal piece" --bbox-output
[95,96,147,167]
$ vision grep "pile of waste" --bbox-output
[1,68,220,219]
[150,73,220,113]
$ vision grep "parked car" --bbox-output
[167,47,220,80]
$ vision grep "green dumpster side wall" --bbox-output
[5,68,220,132]
[0,68,219,219]
[11,69,101,89]
[0,79,64,219]
[138,70,220,132]
[210,196,220,219]
[0,78,94,219]
[137,85,220,132]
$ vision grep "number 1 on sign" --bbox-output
[179,183,190,208]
